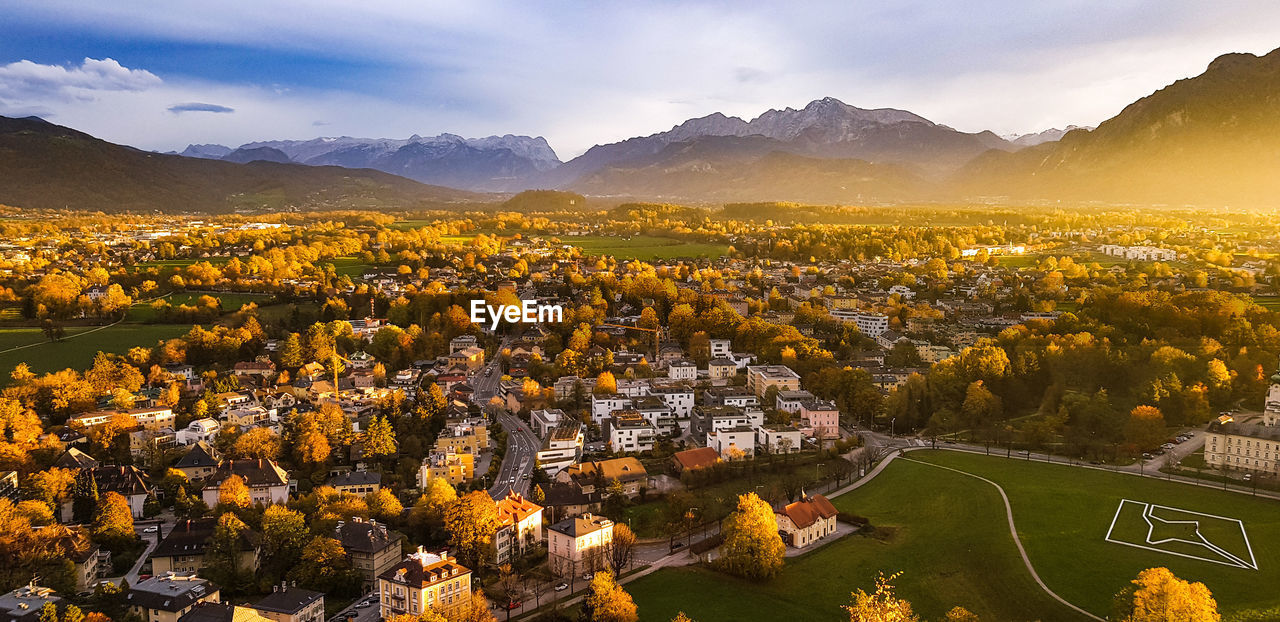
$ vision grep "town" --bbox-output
[0,201,1273,622]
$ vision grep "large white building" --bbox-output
[1205,361,1280,474]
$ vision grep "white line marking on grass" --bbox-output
[1104,499,1257,570]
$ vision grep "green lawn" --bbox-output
[0,324,191,376]
[127,291,276,322]
[627,451,1280,621]
[564,235,729,261]
[1252,296,1280,311]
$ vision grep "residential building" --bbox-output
[173,442,221,481]
[590,394,631,425]
[604,411,657,453]
[649,385,694,418]
[536,423,584,476]
[757,424,804,454]
[335,518,404,590]
[547,514,613,576]
[175,419,221,446]
[671,447,720,473]
[326,471,381,495]
[1205,361,1280,474]
[0,585,64,622]
[530,408,566,438]
[667,359,697,381]
[494,491,543,565]
[776,494,839,549]
[692,405,761,438]
[708,426,755,459]
[447,346,485,372]
[66,466,151,519]
[151,518,261,576]
[746,365,801,398]
[200,459,290,508]
[126,574,221,622]
[709,339,732,359]
[799,400,840,440]
[707,358,737,380]
[776,390,816,414]
[560,458,647,497]
[418,450,474,486]
[251,587,323,622]
[377,548,472,620]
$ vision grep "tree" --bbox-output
[1113,567,1219,622]
[443,491,500,568]
[365,488,404,522]
[91,492,135,549]
[203,513,251,595]
[595,371,618,395]
[580,570,638,622]
[231,427,281,460]
[261,505,308,582]
[943,607,979,622]
[279,333,304,369]
[717,492,785,581]
[960,381,1002,430]
[605,523,637,577]
[1124,406,1166,452]
[217,474,251,509]
[844,572,919,622]
[290,536,360,596]
[364,415,398,459]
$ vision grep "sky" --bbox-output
[2,1,1279,159]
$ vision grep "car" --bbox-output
[355,602,371,609]
[581,572,593,581]
[1243,473,1253,482]
[521,473,530,480]
[1142,452,1152,460]
[142,526,159,533]
[554,582,569,592]
[669,541,685,551]
[138,574,151,581]
[504,601,522,611]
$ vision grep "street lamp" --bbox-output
[890,417,896,439]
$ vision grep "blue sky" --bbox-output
[2,0,1279,158]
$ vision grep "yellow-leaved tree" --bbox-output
[1113,567,1219,622]
[844,572,919,622]
[717,492,785,580]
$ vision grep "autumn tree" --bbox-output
[365,488,404,522]
[595,371,618,395]
[717,492,785,580]
[1123,406,1166,452]
[605,523,637,577]
[289,536,361,596]
[203,513,251,595]
[261,505,309,583]
[231,427,281,460]
[580,570,638,622]
[1112,567,1219,622]
[91,492,135,549]
[844,572,919,622]
[364,415,397,459]
[217,474,251,510]
[443,491,500,568]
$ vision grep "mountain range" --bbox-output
[3,46,1280,210]
[0,116,475,212]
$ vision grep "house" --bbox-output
[126,574,221,622]
[671,447,721,473]
[746,365,801,398]
[175,419,221,446]
[560,458,647,497]
[776,493,839,549]
[708,427,755,459]
[52,447,99,470]
[335,518,404,590]
[251,586,324,622]
[151,518,261,576]
[590,394,631,425]
[173,442,222,481]
[0,585,64,622]
[648,385,694,418]
[535,423,584,476]
[691,405,761,438]
[757,424,804,454]
[707,358,737,380]
[876,330,906,350]
[709,339,732,358]
[547,513,613,576]
[494,491,543,565]
[530,409,565,438]
[447,346,485,372]
[667,359,697,381]
[201,459,290,508]
[775,390,816,414]
[604,411,657,453]
[418,450,474,486]
[66,466,151,519]
[376,548,472,620]
[326,471,381,496]
[233,361,276,378]
[449,335,478,353]
[799,400,840,440]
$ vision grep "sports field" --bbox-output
[626,450,1280,621]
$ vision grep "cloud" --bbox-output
[0,57,161,102]
[168,102,235,114]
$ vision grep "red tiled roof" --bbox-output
[673,447,720,471]
[781,494,838,529]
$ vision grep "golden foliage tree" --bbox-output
[717,492,785,581]
[581,570,638,622]
[217,474,251,509]
[844,572,919,622]
[443,491,500,568]
[91,492,135,547]
[1114,567,1219,622]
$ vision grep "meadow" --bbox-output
[626,450,1280,621]
[0,323,191,376]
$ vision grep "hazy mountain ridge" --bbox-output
[956,48,1280,205]
[0,115,475,212]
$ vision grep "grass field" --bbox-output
[626,450,1280,621]
[127,291,276,322]
[0,323,191,376]
[1252,296,1280,311]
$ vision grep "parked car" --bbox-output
[504,601,522,611]
[554,582,569,592]
[1243,473,1253,482]
[142,526,159,533]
